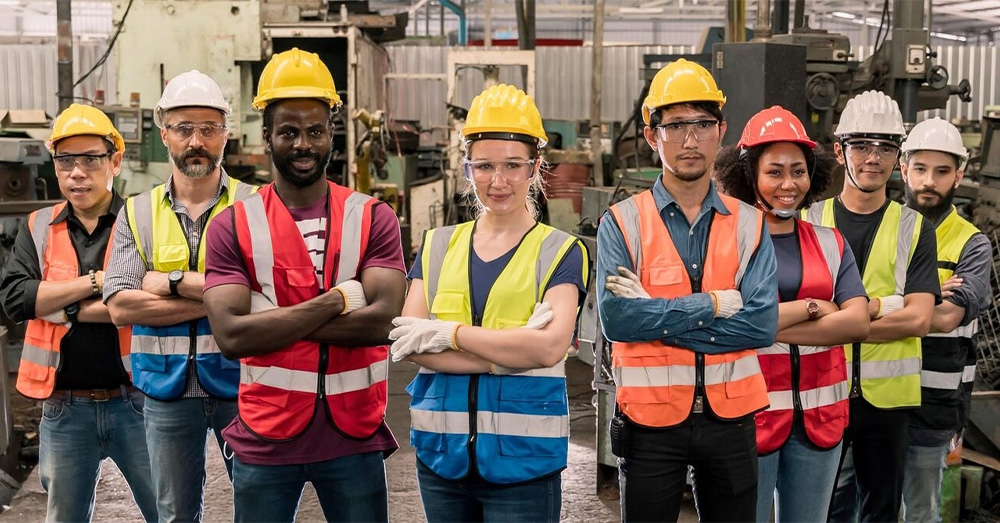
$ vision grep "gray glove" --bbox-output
[334,279,367,315]
[605,267,652,299]
[710,289,743,318]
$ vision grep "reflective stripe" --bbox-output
[233,181,256,200]
[734,200,760,287]
[813,226,842,286]
[612,197,643,273]
[121,354,131,370]
[926,320,978,339]
[963,365,976,383]
[860,357,921,379]
[21,342,59,369]
[411,409,568,438]
[536,231,572,302]
[423,226,455,317]
[804,204,824,226]
[335,192,373,285]
[131,335,220,356]
[704,356,763,384]
[243,195,278,305]
[895,208,918,295]
[29,206,55,272]
[767,381,847,411]
[614,364,696,387]
[128,191,156,268]
[921,369,964,390]
[757,343,836,357]
[241,361,387,395]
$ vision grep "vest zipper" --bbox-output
[467,313,483,476]
[790,344,802,413]
[849,342,861,398]
[318,344,329,399]
[690,276,705,414]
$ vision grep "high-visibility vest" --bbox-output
[912,206,981,432]
[125,178,256,400]
[233,181,388,441]
[803,198,923,408]
[755,220,849,454]
[608,190,770,427]
[407,220,587,484]
[17,202,131,400]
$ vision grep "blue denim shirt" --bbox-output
[596,178,777,354]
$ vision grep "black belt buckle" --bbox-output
[87,389,115,401]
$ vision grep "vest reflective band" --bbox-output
[755,221,849,453]
[18,203,132,400]
[608,190,769,427]
[804,198,923,409]
[125,178,256,400]
[912,207,981,431]
[234,181,387,441]
[407,220,586,484]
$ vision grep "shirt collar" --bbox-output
[162,169,230,205]
[52,191,125,224]
[651,175,730,217]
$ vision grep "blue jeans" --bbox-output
[901,443,948,523]
[416,459,561,523]
[231,451,388,522]
[756,427,842,523]
[39,388,157,522]
[143,396,238,523]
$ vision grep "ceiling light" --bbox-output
[931,31,967,42]
[831,11,856,19]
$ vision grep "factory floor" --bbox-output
[0,358,697,522]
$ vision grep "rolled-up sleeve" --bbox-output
[949,233,992,326]
[102,212,147,303]
[596,212,716,345]
[0,219,42,323]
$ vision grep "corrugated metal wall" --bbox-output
[0,40,117,117]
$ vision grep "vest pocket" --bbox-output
[496,378,564,457]
[277,266,317,288]
[430,291,467,321]
[44,262,78,281]
[155,244,188,268]
[723,353,764,399]
[407,376,448,451]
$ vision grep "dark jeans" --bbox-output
[618,413,758,522]
[415,459,561,523]
[828,397,909,522]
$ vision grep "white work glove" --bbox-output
[250,292,277,313]
[492,302,555,375]
[39,310,70,327]
[709,289,743,318]
[333,279,367,315]
[389,317,461,362]
[605,267,651,299]
[878,295,905,318]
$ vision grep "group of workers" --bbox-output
[0,45,988,523]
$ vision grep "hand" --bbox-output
[879,295,905,318]
[39,310,70,327]
[523,302,554,330]
[709,289,743,318]
[141,271,169,296]
[941,276,963,299]
[333,279,367,315]
[250,292,277,313]
[389,317,460,362]
[605,267,651,299]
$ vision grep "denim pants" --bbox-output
[232,451,389,523]
[901,443,949,523]
[39,387,158,522]
[143,396,238,523]
[756,426,842,523]
[416,459,561,523]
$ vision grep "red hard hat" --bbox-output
[737,106,817,150]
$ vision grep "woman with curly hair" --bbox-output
[714,106,870,523]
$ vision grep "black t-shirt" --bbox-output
[832,198,940,301]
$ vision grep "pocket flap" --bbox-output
[648,264,684,286]
[156,244,189,267]
[430,291,467,316]
[278,266,317,288]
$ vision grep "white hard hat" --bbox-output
[901,117,968,170]
[153,70,231,128]
[835,90,906,140]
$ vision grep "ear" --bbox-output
[110,151,124,176]
[718,120,728,143]
[833,142,846,166]
[160,127,168,147]
[899,161,909,184]
[262,126,271,151]
[955,168,964,187]
[642,126,658,151]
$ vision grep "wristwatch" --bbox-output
[64,302,80,324]
[805,298,820,321]
[168,270,185,297]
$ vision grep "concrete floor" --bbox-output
[0,358,697,521]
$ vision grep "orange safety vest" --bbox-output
[232,181,388,441]
[608,190,769,427]
[17,202,132,400]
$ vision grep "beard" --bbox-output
[272,149,332,188]
[170,148,222,179]
[905,183,956,222]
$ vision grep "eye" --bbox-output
[794,169,807,177]
[880,146,895,155]
[82,156,98,166]
[279,129,295,138]
[664,123,684,132]
[696,121,713,129]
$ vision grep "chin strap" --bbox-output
[754,188,797,220]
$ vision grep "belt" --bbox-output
[55,386,137,401]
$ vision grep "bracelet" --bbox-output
[88,270,100,297]
[489,363,497,375]
[873,297,884,320]
[451,323,464,351]
[708,291,720,316]
[332,286,349,314]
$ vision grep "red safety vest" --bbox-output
[232,181,387,440]
[755,220,850,454]
[18,202,132,400]
[608,190,770,427]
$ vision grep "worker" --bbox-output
[0,104,157,522]
[103,70,256,522]
[898,118,991,522]
[802,90,939,522]
[389,83,587,522]
[200,48,405,522]
[597,58,777,522]
[714,105,870,522]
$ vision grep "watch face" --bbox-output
[169,270,183,282]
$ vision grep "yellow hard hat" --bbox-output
[47,103,125,154]
[252,48,342,112]
[642,58,726,125]
[461,84,548,148]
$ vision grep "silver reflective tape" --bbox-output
[131,335,190,356]
[243,195,278,306]
[767,381,847,411]
[962,365,977,383]
[860,357,921,380]
[926,320,978,339]
[704,355,763,385]
[325,360,388,395]
[336,192,372,285]
[614,364,697,387]
[410,408,470,434]
[30,207,54,272]
[21,342,59,368]
[477,410,569,439]
[921,369,963,390]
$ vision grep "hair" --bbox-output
[462,139,546,220]
[902,150,962,171]
[648,101,725,128]
[714,142,836,209]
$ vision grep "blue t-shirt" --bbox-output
[408,239,587,318]
[771,224,867,304]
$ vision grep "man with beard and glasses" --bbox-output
[104,70,256,522]
[898,118,991,522]
[200,48,405,523]
[597,59,777,522]
[802,91,939,522]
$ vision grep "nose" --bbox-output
[293,133,311,150]
[681,127,699,148]
[780,176,796,189]
[188,131,205,148]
